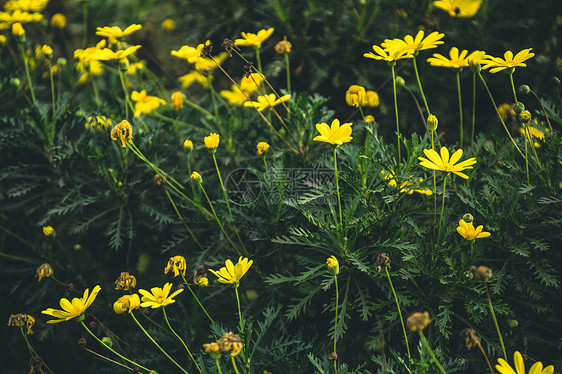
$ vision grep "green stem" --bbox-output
[255,46,262,74]
[19,42,36,104]
[413,55,430,115]
[431,132,437,226]
[164,188,203,249]
[385,267,411,360]
[180,273,215,324]
[80,321,153,373]
[163,308,202,374]
[437,174,448,242]
[118,68,132,122]
[456,70,464,148]
[333,275,339,374]
[81,1,88,48]
[235,284,243,329]
[215,358,223,374]
[212,153,233,218]
[509,71,518,103]
[0,251,39,264]
[231,356,241,374]
[471,73,476,145]
[48,59,56,132]
[90,74,101,108]
[486,284,507,361]
[418,331,447,374]
[470,241,474,261]
[20,327,55,374]
[284,53,291,92]
[263,155,270,188]
[333,147,343,228]
[524,125,529,185]
[391,64,401,165]
[130,312,189,374]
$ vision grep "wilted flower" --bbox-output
[376,253,390,272]
[139,283,183,309]
[469,265,492,282]
[275,36,292,54]
[256,141,270,155]
[406,311,431,332]
[345,85,366,107]
[7,314,35,334]
[36,263,53,282]
[113,294,141,314]
[114,272,137,290]
[85,115,112,131]
[313,119,353,146]
[50,13,66,29]
[219,332,243,356]
[110,120,133,148]
[164,256,187,277]
[42,226,55,236]
[459,328,480,350]
[42,285,102,323]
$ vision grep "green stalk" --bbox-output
[524,125,529,185]
[80,321,153,373]
[333,147,343,228]
[333,275,339,374]
[471,72,476,145]
[485,284,507,361]
[90,73,101,108]
[19,42,36,104]
[456,70,464,148]
[431,132,437,226]
[20,327,55,374]
[413,55,430,115]
[180,273,215,324]
[164,188,203,249]
[391,63,401,164]
[162,308,202,374]
[118,68,130,120]
[234,284,243,329]
[418,331,447,374]
[231,356,241,374]
[212,153,233,218]
[385,267,410,360]
[255,46,262,74]
[215,358,223,374]
[130,313,189,374]
[284,53,291,92]
[509,71,518,103]
[470,241,474,261]
[437,174,448,242]
[262,155,270,188]
[48,59,56,132]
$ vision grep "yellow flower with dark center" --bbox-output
[234,28,274,48]
[313,119,353,146]
[382,30,445,54]
[345,85,366,107]
[95,24,142,40]
[209,257,253,285]
[244,93,291,111]
[36,263,53,282]
[256,141,270,155]
[427,47,469,69]
[131,90,166,117]
[161,18,175,32]
[111,120,133,148]
[456,219,491,240]
[139,283,183,309]
[204,132,220,150]
[406,311,431,332]
[364,44,413,62]
[481,49,535,73]
[113,294,141,314]
[114,271,137,290]
[495,351,554,374]
[5,0,49,12]
[363,90,380,107]
[41,285,101,323]
[432,0,483,18]
[178,70,210,89]
[171,91,184,110]
[50,13,66,29]
[42,226,55,236]
[164,255,187,277]
[418,147,477,179]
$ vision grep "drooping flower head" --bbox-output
[209,257,253,286]
[432,0,483,18]
[481,49,535,74]
[457,219,491,240]
[114,272,137,290]
[111,120,133,148]
[234,28,274,48]
[164,256,187,277]
[313,119,353,146]
[36,263,53,282]
[139,283,183,309]
[7,313,35,334]
[41,285,101,323]
[113,294,141,314]
[418,147,477,179]
[495,351,554,374]
[345,85,366,107]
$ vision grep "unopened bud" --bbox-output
[552,76,560,87]
[427,114,438,132]
[102,337,113,347]
[518,85,530,95]
[462,213,473,223]
[395,76,405,87]
[57,57,67,67]
[10,77,21,87]
[513,102,525,114]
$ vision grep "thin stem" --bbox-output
[418,331,447,374]
[470,241,474,261]
[333,147,343,228]
[333,275,339,374]
[530,89,553,132]
[20,328,55,374]
[212,153,233,218]
[90,74,101,108]
[231,356,241,374]
[413,55,430,115]
[485,284,507,361]
[509,72,518,103]
[83,347,135,371]
[80,321,152,373]
[262,155,270,188]
[524,125,530,185]
[48,59,56,130]
[391,64,401,164]
[431,132,437,226]
[284,53,291,92]
[118,68,130,120]
[19,42,36,104]
[255,46,262,73]
[180,273,215,324]
[476,341,495,374]
[235,284,243,329]
[437,174,448,242]
[456,70,464,148]
[471,73,476,145]
[164,188,203,249]
[163,308,202,374]
[130,312,189,374]
[215,358,223,374]
[385,267,411,360]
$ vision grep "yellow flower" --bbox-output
[363,90,380,107]
[456,219,491,240]
[257,141,270,155]
[111,120,133,148]
[244,93,291,111]
[204,132,220,150]
[42,226,55,236]
[364,44,413,63]
[235,28,274,48]
[326,255,339,275]
[209,257,253,285]
[345,85,366,107]
[4,0,49,12]
[198,277,209,287]
[220,85,249,106]
[12,22,25,36]
[381,170,433,196]
[467,50,487,66]
[481,49,535,73]
[164,255,187,277]
[275,36,292,54]
[313,119,353,146]
[113,294,141,314]
[184,139,193,152]
[178,70,210,89]
[418,147,477,179]
[191,171,203,184]
[171,43,206,63]
[114,272,137,290]
[427,47,469,69]
[74,40,111,65]
[85,115,112,131]
[95,24,142,40]
[41,44,52,57]
[495,351,554,374]
[161,18,175,32]
[131,90,166,117]
[432,0,483,18]
[41,285,101,323]
[194,52,227,72]
[498,103,515,122]
[239,73,263,93]
[126,60,145,75]
[0,10,43,25]
[203,342,221,356]
[50,13,67,29]
[427,114,439,131]
[520,124,547,148]
[0,35,6,44]
[171,91,184,110]
[36,263,53,282]
[98,45,142,61]
[381,30,445,54]
[139,283,183,309]
[406,311,431,332]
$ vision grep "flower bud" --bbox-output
[43,226,55,237]
[191,171,202,184]
[102,337,113,347]
[364,115,375,125]
[427,114,438,132]
[462,213,473,223]
[183,139,193,152]
[518,85,530,95]
[395,76,405,87]
[10,77,21,87]
[519,110,531,124]
[326,255,339,275]
[552,76,561,87]
[12,23,25,40]
[507,319,519,328]
[50,14,67,29]
[512,101,525,114]
[42,45,53,58]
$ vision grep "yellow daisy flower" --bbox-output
[418,147,477,179]
[432,0,483,18]
[495,351,554,374]
[427,47,470,69]
[4,0,49,12]
[456,219,491,240]
[170,42,207,63]
[313,119,353,146]
[243,93,291,111]
[220,85,248,106]
[41,285,101,323]
[178,70,211,89]
[209,257,253,285]
[204,133,220,149]
[234,28,274,48]
[131,90,166,117]
[95,24,142,39]
[364,44,413,62]
[481,49,535,74]
[382,30,445,54]
[139,283,183,309]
